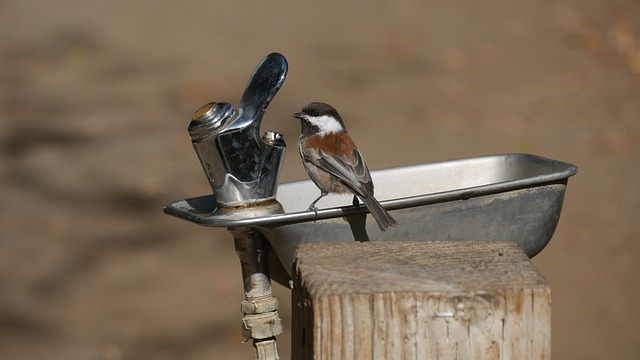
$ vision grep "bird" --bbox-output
[293,102,399,231]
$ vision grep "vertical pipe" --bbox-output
[230,226,283,360]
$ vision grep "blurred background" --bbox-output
[1,0,639,359]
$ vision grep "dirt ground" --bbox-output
[1,1,639,359]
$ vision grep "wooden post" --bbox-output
[291,241,551,360]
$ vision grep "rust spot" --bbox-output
[513,293,522,314]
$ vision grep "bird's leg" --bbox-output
[307,191,327,215]
[352,195,360,211]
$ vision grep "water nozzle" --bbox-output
[188,53,288,208]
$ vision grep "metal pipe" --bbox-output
[231,226,283,360]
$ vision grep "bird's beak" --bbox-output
[293,112,303,120]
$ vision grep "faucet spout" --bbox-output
[188,53,288,208]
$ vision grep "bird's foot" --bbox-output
[307,205,319,216]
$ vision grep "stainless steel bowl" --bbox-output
[165,153,577,278]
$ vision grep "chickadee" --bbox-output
[293,102,399,231]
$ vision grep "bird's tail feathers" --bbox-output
[361,195,399,231]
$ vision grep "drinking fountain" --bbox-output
[164,53,578,360]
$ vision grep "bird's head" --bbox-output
[293,102,346,136]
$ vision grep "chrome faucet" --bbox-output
[188,53,287,208]
[184,53,288,360]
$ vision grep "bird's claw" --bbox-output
[352,196,360,210]
[307,205,319,216]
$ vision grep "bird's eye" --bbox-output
[313,112,319,117]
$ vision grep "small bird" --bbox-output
[293,102,399,231]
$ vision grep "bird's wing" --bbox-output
[303,146,374,197]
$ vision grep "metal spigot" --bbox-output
[188,52,287,208]
[184,53,288,360]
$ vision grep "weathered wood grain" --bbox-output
[291,241,551,360]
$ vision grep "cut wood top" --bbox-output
[294,241,548,296]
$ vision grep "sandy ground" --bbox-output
[1,1,639,359]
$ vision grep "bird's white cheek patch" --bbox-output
[308,115,344,135]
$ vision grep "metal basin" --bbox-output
[165,153,577,278]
